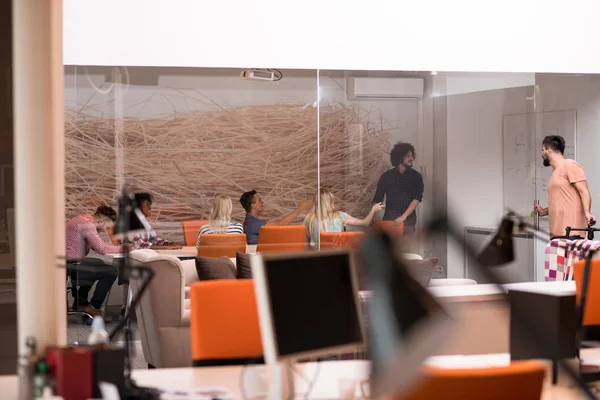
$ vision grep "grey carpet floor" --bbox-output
[67,318,147,370]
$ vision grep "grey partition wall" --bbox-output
[464,227,535,284]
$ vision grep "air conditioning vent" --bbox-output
[347,77,423,99]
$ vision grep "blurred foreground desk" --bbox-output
[1,352,600,399]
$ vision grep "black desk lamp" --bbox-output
[475,213,598,396]
[109,191,161,400]
[56,191,160,399]
[477,214,599,266]
[363,212,598,400]
[475,216,516,266]
[112,192,153,241]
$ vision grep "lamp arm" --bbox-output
[519,225,552,243]
[426,213,597,400]
[108,261,155,342]
[511,218,552,242]
[530,229,552,243]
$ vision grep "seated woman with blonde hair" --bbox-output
[196,195,244,249]
[303,188,385,246]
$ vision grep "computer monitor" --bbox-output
[251,249,365,364]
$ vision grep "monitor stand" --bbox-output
[269,360,295,400]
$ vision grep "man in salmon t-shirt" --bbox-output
[534,135,595,239]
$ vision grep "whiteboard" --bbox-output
[502,110,577,217]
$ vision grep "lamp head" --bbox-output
[113,192,153,241]
[475,216,515,266]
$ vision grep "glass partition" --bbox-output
[63,65,600,359]
[430,72,537,282]
[316,70,545,283]
[533,73,600,280]
[315,70,423,256]
[65,67,319,347]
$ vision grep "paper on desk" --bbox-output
[160,386,236,400]
[99,382,121,400]
[424,354,510,369]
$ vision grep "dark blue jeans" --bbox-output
[68,258,117,309]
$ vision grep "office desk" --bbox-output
[428,280,575,302]
[113,245,258,259]
[134,360,370,399]
[110,349,600,400]
[154,246,198,259]
[81,245,259,307]
[509,287,578,384]
[0,362,369,400]
[106,247,199,260]
[422,281,576,356]
[155,245,258,258]
[2,351,600,399]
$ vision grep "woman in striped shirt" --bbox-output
[196,195,244,249]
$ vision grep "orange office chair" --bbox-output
[190,280,263,366]
[197,234,247,258]
[394,361,545,400]
[256,225,307,253]
[565,259,600,383]
[573,259,600,327]
[373,220,404,238]
[319,231,364,251]
[182,219,209,246]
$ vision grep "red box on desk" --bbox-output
[46,345,126,399]
[46,346,93,400]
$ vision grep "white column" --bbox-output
[13,0,66,354]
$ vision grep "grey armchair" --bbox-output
[128,250,196,368]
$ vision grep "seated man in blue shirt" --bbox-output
[239,190,312,245]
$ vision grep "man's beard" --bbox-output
[542,156,550,167]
